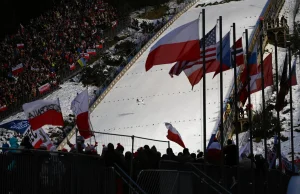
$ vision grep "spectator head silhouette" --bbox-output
[197,152,203,158]
[178,152,183,156]
[227,139,233,145]
[166,148,173,155]
[151,145,157,152]
[191,153,196,160]
[116,143,124,153]
[144,145,150,150]
[107,143,114,151]
[125,151,132,160]
[183,148,190,156]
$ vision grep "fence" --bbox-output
[0,149,116,194]
[58,0,199,150]
[159,160,291,194]
[89,131,170,154]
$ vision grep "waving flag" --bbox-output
[145,19,201,71]
[0,120,30,134]
[212,32,231,78]
[77,57,87,67]
[182,26,217,87]
[165,123,185,148]
[23,99,64,130]
[12,63,24,76]
[275,54,295,111]
[23,128,53,149]
[234,38,244,66]
[239,53,273,104]
[71,90,92,139]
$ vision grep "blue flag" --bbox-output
[0,120,30,134]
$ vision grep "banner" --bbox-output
[38,83,51,94]
[23,128,53,149]
[0,120,30,134]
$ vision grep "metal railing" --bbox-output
[0,148,116,194]
[159,160,291,194]
[58,0,199,150]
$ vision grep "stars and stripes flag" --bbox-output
[169,26,217,88]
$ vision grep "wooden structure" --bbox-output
[266,16,289,47]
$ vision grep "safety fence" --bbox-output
[58,0,199,150]
[0,149,116,194]
[159,160,291,194]
[214,0,286,146]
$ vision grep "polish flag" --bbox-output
[23,99,64,130]
[165,123,185,148]
[87,49,97,56]
[23,128,53,149]
[145,19,201,71]
[83,53,90,60]
[38,83,51,94]
[0,105,7,112]
[71,90,92,139]
[17,43,24,49]
[12,63,24,76]
[70,63,76,70]
[96,44,103,49]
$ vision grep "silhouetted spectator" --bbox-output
[224,139,237,166]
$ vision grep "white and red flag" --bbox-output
[17,43,24,49]
[12,63,24,76]
[38,83,51,94]
[23,99,64,130]
[86,49,97,56]
[71,89,92,139]
[145,19,201,71]
[165,123,185,148]
[23,128,53,149]
[70,63,76,70]
[95,44,103,49]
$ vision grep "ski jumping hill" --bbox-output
[74,0,268,154]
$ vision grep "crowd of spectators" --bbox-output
[0,0,118,114]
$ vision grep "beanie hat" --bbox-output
[116,143,124,151]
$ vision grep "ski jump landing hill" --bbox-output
[59,0,277,154]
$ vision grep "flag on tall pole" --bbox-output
[165,123,186,148]
[275,54,288,111]
[202,9,207,158]
[71,89,92,139]
[145,19,201,71]
[181,26,217,88]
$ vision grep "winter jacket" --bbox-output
[9,137,19,153]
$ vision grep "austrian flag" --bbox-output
[22,99,64,130]
[165,123,186,148]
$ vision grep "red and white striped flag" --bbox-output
[173,26,217,87]
[38,83,51,94]
[23,99,64,130]
[0,105,7,112]
[70,63,76,70]
[165,123,185,148]
[71,90,92,139]
[12,63,24,76]
[86,49,97,56]
[17,43,24,49]
[95,44,103,49]
[23,128,53,149]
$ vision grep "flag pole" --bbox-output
[259,19,268,161]
[287,42,295,172]
[219,15,225,186]
[274,32,282,169]
[232,22,240,193]
[245,29,255,194]
[259,18,269,193]
[202,9,207,161]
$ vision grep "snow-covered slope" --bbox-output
[89,0,268,154]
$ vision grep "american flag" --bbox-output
[169,26,217,77]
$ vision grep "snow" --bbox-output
[87,0,268,154]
